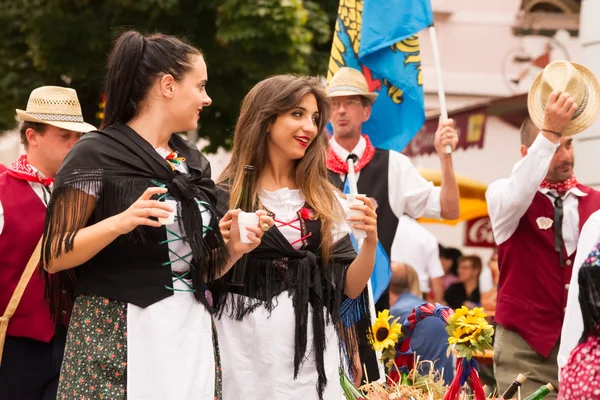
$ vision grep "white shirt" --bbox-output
[390,215,444,292]
[486,133,585,255]
[0,170,50,235]
[557,210,600,373]
[329,136,441,220]
[127,149,216,400]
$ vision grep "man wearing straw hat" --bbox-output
[0,86,95,399]
[486,60,600,397]
[326,67,460,383]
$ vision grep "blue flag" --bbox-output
[328,0,434,151]
[343,179,391,303]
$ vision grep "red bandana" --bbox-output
[326,135,376,174]
[540,176,578,195]
[7,154,54,187]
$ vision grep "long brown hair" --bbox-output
[218,75,340,260]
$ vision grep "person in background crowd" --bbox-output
[481,249,499,314]
[388,262,454,385]
[444,255,482,310]
[325,66,460,383]
[439,245,462,289]
[0,86,95,399]
[391,215,445,303]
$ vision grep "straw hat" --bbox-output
[528,60,600,136]
[327,67,378,102]
[16,86,96,133]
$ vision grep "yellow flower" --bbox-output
[446,306,494,358]
[448,325,482,345]
[370,310,403,351]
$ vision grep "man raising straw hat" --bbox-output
[486,60,600,398]
[0,86,95,399]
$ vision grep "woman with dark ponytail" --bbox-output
[41,30,270,399]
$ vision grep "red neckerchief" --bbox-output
[540,176,578,195]
[326,135,376,174]
[7,154,54,187]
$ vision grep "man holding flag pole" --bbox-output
[326,0,460,383]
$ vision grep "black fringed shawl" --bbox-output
[41,123,228,320]
[211,189,370,399]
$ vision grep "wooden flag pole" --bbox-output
[428,24,452,154]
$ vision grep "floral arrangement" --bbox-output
[341,304,495,400]
[446,306,494,360]
[342,304,454,400]
[443,306,494,400]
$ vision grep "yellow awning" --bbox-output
[417,169,488,226]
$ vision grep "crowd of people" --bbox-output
[1,29,600,400]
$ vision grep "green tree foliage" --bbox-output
[0,0,338,151]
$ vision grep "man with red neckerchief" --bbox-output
[487,60,600,398]
[326,67,461,383]
[0,86,95,399]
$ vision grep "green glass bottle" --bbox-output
[523,383,554,400]
[229,165,256,286]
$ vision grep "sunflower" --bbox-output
[446,306,494,359]
[370,310,403,351]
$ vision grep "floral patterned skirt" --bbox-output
[57,294,222,399]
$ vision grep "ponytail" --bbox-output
[100,30,201,129]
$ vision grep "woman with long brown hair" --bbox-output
[213,75,378,399]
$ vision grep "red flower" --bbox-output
[300,207,315,221]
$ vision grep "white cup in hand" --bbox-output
[346,194,367,240]
[158,199,178,225]
[238,212,259,243]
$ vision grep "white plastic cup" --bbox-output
[158,199,177,225]
[346,194,367,240]
[238,212,259,243]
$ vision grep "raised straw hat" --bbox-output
[16,86,96,133]
[528,60,600,136]
[327,67,378,102]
